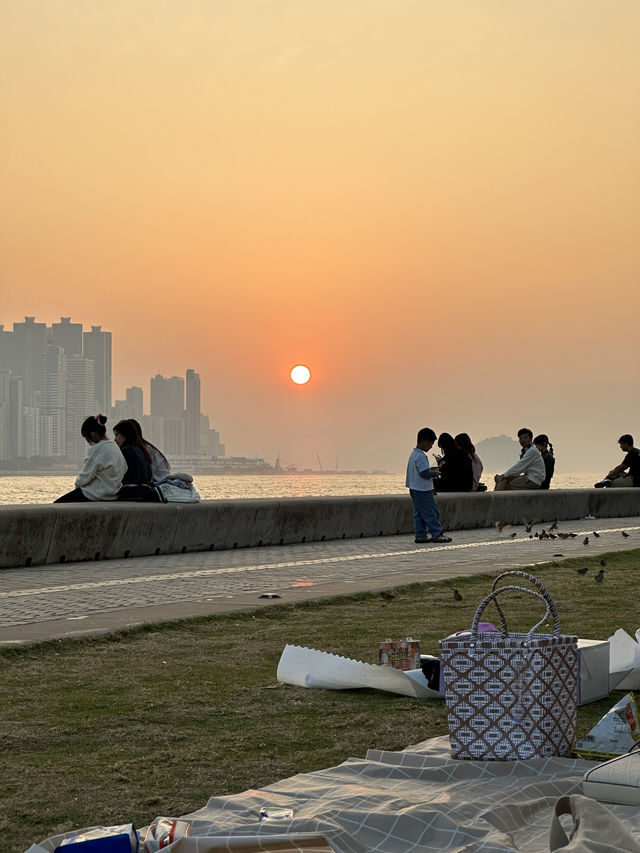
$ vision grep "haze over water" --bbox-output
[0,472,601,505]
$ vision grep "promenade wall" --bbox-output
[0,489,638,570]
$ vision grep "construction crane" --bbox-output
[316,453,324,472]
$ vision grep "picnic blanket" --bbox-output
[164,737,640,851]
[26,737,640,852]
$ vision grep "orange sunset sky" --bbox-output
[1,1,638,473]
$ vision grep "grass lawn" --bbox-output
[2,549,639,853]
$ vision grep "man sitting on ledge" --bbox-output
[595,434,640,488]
[494,427,545,491]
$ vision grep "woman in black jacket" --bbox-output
[113,419,156,499]
[534,434,555,489]
[435,432,474,492]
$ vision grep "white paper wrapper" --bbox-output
[276,644,444,699]
[609,628,640,691]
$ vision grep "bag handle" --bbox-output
[491,570,562,637]
[470,586,554,644]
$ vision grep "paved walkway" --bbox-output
[1,516,638,645]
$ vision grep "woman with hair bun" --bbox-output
[54,414,127,503]
[534,434,555,489]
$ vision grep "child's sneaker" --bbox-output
[414,536,430,543]
[431,535,452,544]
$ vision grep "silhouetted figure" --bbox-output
[435,432,473,492]
[594,434,640,488]
[454,432,484,491]
[534,434,555,490]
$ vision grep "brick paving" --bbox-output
[0,516,638,644]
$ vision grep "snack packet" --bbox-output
[575,692,640,760]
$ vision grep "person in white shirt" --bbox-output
[494,428,546,491]
[54,414,127,502]
[405,427,452,544]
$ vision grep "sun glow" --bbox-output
[290,365,311,385]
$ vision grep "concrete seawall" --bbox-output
[1,489,638,570]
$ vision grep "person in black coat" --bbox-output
[534,434,555,489]
[113,420,153,492]
[435,432,474,492]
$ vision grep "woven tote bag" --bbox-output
[440,574,578,760]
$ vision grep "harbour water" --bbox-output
[0,471,602,505]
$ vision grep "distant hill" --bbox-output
[476,434,520,471]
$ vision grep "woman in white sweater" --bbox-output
[54,415,127,502]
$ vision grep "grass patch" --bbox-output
[2,549,639,852]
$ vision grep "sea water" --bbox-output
[0,471,602,505]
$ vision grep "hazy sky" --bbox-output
[1,1,638,472]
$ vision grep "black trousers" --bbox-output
[54,488,91,503]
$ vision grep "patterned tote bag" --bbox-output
[440,573,578,760]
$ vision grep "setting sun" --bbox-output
[290,365,311,385]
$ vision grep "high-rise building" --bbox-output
[83,325,112,414]
[184,369,201,455]
[49,317,83,356]
[12,316,47,407]
[0,370,24,460]
[125,386,144,421]
[42,344,66,456]
[150,374,184,419]
[66,354,96,459]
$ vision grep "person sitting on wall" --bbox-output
[54,414,127,503]
[454,432,484,491]
[113,419,161,501]
[594,434,640,488]
[435,432,474,492]
[533,434,555,490]
[494,427,545,491]
[128,419,172,482]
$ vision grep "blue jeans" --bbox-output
[410,489,442,538]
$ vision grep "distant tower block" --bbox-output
[83,325,112,414]
[185,368,201,455]
[50,316,83,356]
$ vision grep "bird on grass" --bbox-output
[583,536,589,545]
[576,567,589,575]
[595,569,605,583]
[593,531,600,538]
[600,559,607,567]
[622,531,630,538]
[453,588,463,602]
[379,591,396,605]
[495,521,510,533]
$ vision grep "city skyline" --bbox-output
[0,314,224,463]
[1,3,638,473]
